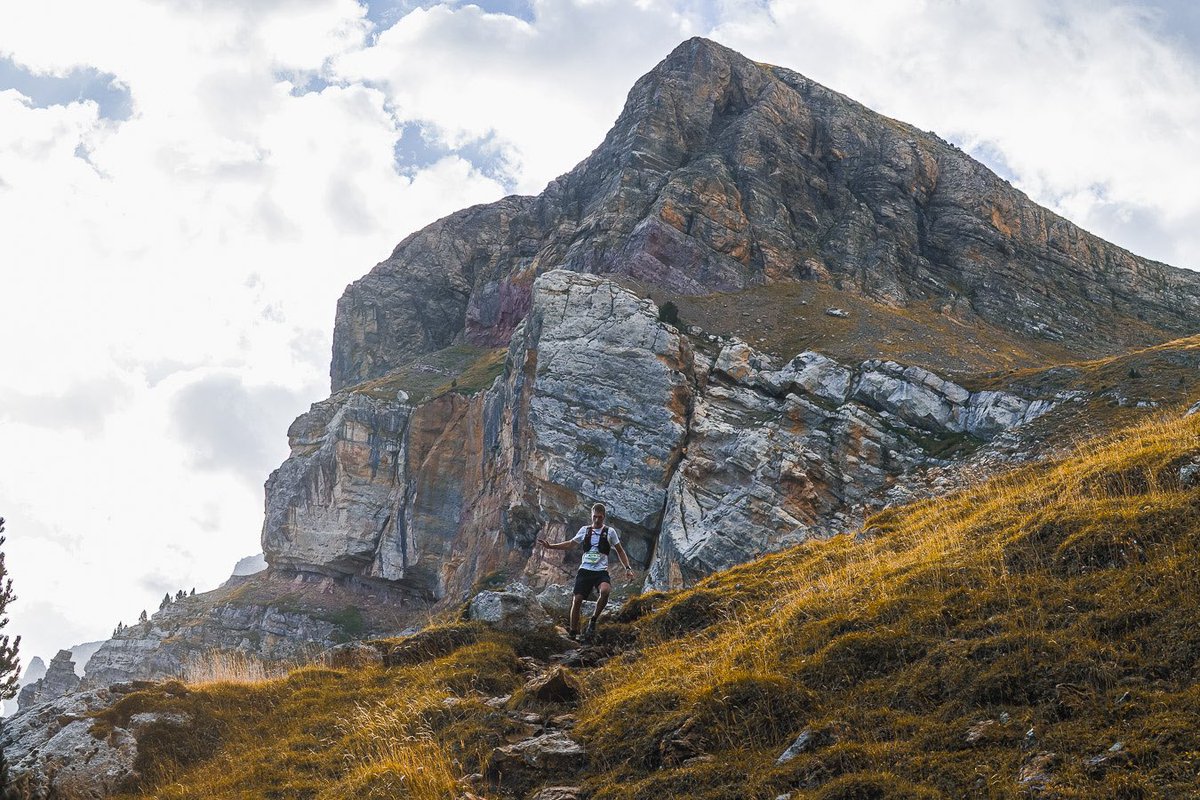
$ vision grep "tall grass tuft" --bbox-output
[321,697,461,800]
[181,649,298,685]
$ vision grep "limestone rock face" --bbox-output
[262,393,410,577]
[267,270,1067,600]
[3,687,136,798]
[16,650,80,711]
[517,270,693,533]
[851,361,1052,437]
[331,38,1200,392]
[646,339,1060,590]
[264,270,693,602]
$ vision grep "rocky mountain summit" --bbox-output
[300,37,1200,607]
[333,37,1200,392]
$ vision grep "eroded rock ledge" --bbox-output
[267,270,1055,597]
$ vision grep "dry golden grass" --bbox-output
[107,410,1200,799]
[576,410,1200,799]
[181,649,301,685]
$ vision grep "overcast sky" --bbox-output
[1,0,1198,670]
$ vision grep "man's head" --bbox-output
[591,503,606,526]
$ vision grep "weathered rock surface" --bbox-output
[331,38,1200,392]
[271,270,1066,598]
[3,686,141,798]
[528,788,584,800]
[486,731,586,792]
[263,393,410,578]
[523,667,582,704]
[647,336,1056,589]
[468,583,553,633]
[16,650,80,712]
[266,270,694,601]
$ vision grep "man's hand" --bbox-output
[537,537,550,548]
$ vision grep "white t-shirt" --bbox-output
[572,525,621,571]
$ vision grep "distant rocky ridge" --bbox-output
[15,651,78,713]
[79,570,415,688]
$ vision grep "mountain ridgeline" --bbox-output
[332,37,1200,390]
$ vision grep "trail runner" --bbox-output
[538,503,633,642]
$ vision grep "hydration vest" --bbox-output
[581,526,611,555]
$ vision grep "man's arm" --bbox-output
[537,535,578,551]
[613,542,633,572]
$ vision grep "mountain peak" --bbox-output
[330,39,1200,391]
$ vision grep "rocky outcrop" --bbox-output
[272,270,1061,598]
[3,686,142,798]
[15,650,80,712]
[81,571,406,687]
[331,38,1200,392]
[262,393,410,578]
[266,270,695,602]
[467,583,553,633]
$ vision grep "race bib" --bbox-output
[582,551,603,567]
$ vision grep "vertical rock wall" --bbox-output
[263,269,1054,600]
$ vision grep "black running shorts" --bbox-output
[573,568,612,598]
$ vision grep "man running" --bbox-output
[538,502,633,641]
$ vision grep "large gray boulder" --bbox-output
[468,583,553,633]
[3,687,144,798]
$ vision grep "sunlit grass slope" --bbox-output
[580,409,1200,799]
[113,410,1199,799]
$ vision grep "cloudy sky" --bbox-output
[1,0,1198,671]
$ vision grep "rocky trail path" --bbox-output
[455,634,611,800]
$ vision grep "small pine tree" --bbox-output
[175,589,185,601]
[0,520,18,800]
[138,609,148,623]
[190,588,195,596]
[159,593,171,610]
[657,300,682,328]
[0,517,20,700]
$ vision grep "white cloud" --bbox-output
[333,0,701,192]
[0,0,507,664]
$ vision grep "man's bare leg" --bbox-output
[592,583,612,622]
[569,594,584,636]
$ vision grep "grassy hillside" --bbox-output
[105,408,1200,799]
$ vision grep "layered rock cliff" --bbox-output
[268,269,1068,598]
